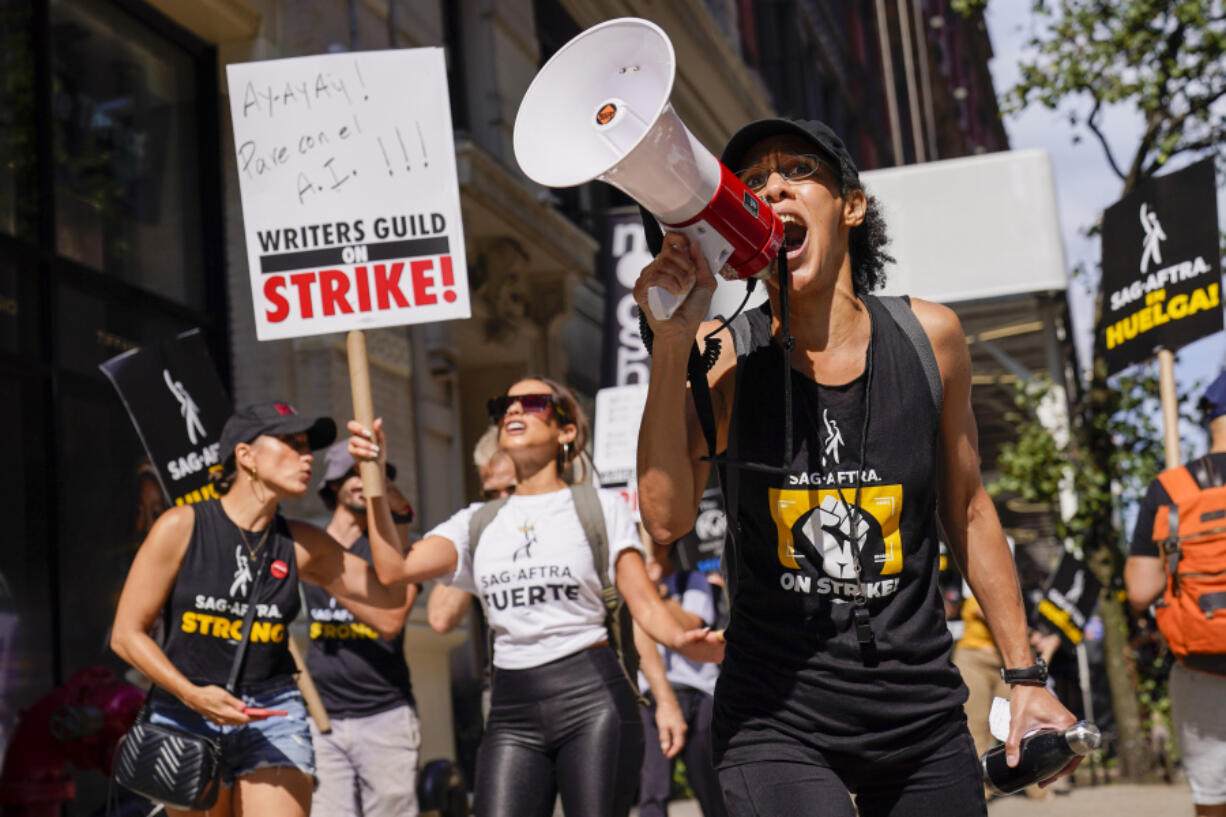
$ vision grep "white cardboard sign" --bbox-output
[593,384,649,522]
[226,49,470,340]
[593,384,648,486]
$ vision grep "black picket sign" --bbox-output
[1036,550,1102,646]
[99,329,233,507]
[1099,159,1222,376]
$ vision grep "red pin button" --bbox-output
[270,560,289,579]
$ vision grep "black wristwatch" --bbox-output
[1000,657,1048,687]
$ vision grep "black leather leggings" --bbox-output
[473,646,644,817]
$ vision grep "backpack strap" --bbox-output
[570,484,647,705]
[571,484,611,597]
[570,486,623,647]
[1193,454,1224,489]
[877,295,942,415]
[1156,466,1202,591]
[467,496,510,681]
[468,497,511,561]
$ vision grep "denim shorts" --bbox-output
[148,677,316,785]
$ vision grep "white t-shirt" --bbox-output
[428,487,644,670]
[638,570,721,697]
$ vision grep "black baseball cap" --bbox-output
[721,118,860,189]
[219,402,336,461]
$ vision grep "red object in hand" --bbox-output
[242,707,288,718]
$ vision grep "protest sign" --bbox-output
[1099,159,1221,376]
[600,208,653,388]
[226,49,469,341]
[593,384,648,517]
[99,329,232,507]
[672,487,727,572]
[1036,550,1102,646]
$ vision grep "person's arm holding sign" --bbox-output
[347,419,459,586]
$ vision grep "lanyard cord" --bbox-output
[778,247,794,468]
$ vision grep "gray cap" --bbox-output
[317,440,396,498]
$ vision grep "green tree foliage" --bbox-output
[1005,0,1226,189]
[991,371,1166,549]
[992,0,1225,780]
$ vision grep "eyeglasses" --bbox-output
[735,154,829,194]
[486,393,572,424]
[481,484,517,501]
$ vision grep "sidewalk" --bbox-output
[987,783,1192,816]
[638,784,1193,816]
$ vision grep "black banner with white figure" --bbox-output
[673,486,727,573]
[599,207,653,389]
[1099,159,1222,375]
[1036,550,1102,646]
[100,329,232,507]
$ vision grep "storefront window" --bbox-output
[0,0,37,242]
[0,376,55,767]
[0,251,37,357]
[51,0,204,308]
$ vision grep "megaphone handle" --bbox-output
[647,281,693,321]
[646,221,734,321]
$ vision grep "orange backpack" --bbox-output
[1152,457,1226,675]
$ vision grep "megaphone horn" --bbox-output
[513,17,783,321]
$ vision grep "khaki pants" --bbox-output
[310,703,421,817]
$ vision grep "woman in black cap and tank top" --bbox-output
[110,402,407,817]
[632,119,1077,816]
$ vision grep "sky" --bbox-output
[982,1,1226,433]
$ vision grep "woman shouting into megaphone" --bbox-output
[633,118,1076,817]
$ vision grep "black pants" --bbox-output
[474,646,644,817]
[639,687,727,817]
[717,727,986,817]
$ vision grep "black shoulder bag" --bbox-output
[113,545,271,811]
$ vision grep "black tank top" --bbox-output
[713,296,966,767]
[161,500,300,688]
[304,535,414,718]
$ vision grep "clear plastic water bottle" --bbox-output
[981,721,1101,795]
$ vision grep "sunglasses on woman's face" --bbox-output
[486,393,571,424]
[274,432,312,455]
[481,484,517,501]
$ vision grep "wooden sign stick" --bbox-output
[287,636,330,733]
[1158,348,1181,470]
[347,330,385,498]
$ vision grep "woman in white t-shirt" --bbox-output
[348,376,723,817]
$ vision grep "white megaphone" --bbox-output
[513,17,783,321]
